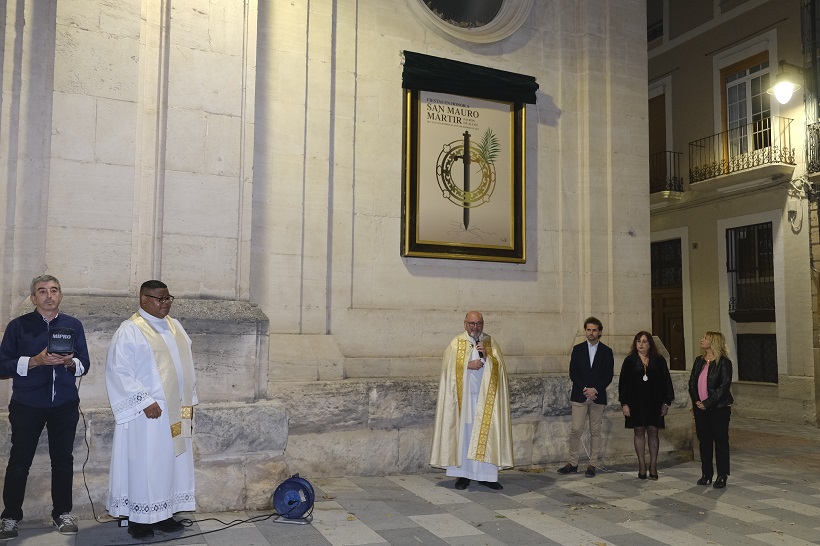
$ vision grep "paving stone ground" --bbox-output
[6,416,820,545]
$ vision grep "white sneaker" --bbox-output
[52,513,78,535]
[0,518,18,540]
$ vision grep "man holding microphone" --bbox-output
[430,311,513,490]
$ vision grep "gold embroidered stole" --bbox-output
[456,337,499,461]
[130,313,195,456]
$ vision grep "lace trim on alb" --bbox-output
[108,490,195,515]
[111,390,151,417]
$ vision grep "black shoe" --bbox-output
[584,465,596,478]
[648,473,658,481]
[153,517,185,532]
[479,481,503,490]
[454,477,470,490]
[697,475,713,485]
[713,475,727,489]
[53,512,78,535]
[128,522,155,539]
[638,469,647,480]
[0,518,19,540]
[557,463,578,474]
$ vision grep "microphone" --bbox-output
[473,336,484,359]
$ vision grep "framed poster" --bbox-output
[402,89,526,262]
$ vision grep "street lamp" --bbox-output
[766,60,803,104]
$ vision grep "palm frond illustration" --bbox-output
[477,127,500,165]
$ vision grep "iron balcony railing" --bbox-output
[689,116,795,183]
[649,151,684,193]
[806,121,820,173]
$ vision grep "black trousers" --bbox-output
[694,405,731,477]
[1,399,80,521]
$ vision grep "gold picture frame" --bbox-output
[401,88,526,263]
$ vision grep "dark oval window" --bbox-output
[423,0,503,28]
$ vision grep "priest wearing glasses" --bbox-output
[105,280,197,539]
[431,311,513,490]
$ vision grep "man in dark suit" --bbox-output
[557,317,614,478]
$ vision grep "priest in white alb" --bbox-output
[430,311,514,490]
[105,280,197,540]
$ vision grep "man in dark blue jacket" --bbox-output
[0,275,90,540]
[557,317,614,478]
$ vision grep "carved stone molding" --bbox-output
[407,0,533,44]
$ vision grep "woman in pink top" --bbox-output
[687,331,734,489]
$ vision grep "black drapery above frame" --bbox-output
[402,51,538,104]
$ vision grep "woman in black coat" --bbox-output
[618,331,674,480]
[688,331,733,489]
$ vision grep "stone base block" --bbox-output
[0,374,694,519]
[284,424,438,480]
[194,455,291,512]
[0,401,290,520]
[275,373,694,477]
[0,296,271,408]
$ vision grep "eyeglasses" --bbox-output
[465,321,484,327]
[143,294,175,304]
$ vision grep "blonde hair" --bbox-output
[702,331,728,362]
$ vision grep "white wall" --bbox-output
[0,0,652,377]
[252,0,652,378]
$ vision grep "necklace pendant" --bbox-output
[642,374,648,382]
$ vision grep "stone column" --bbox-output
[0,0,259,302]
[0,2,57,320]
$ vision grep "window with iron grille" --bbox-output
[726,222,774,322]
[736,333,777,383]
[651,240,682,288]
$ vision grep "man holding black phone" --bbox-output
[0,275,90,540]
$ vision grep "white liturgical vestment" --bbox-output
[430,331,513,480]
[105,307,198,524]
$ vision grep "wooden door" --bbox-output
[651,239,685,370]
[652,288,685,370]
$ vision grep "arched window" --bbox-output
[408,0,533,43]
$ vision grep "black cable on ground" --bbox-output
[77,379,313,543]
[112,511,309,545]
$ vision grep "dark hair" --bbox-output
[140,280,168,295]
[584,316,603,331]
[629,331,659,360]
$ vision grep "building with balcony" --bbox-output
[648,0,820,423]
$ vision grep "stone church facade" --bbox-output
[0,0,678,516]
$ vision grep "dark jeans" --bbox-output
[2,399,80,521]
[694,405,731,477]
